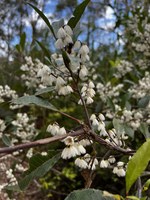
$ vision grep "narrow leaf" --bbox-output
[35,86,55,96]
[12,95,57,111]
[68,0,90,29]
[126,139,150,193]
[62,50,71,68]
[27,3,56,39]
[113,118,123,137]
[2,135,11,146]
[20,32,26,50]
[138,96,150,108]
[107,97,115,112]
[36,40,52,62]
[19,153,61,190]
[140,123,150,139]
[65,189,103,200]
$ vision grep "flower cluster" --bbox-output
[0,119,6,138]
[96,82,123,103]
[55,25,73,49]
[11,113,38,144]
[78,81,95,105]
[115,60,134,78]
[6,169,18,186]
[20,56,44,88]
[128,71,150,99]
[90,113,107,136]
[0,85,18,102]
[61,136,86,159]
[47,123,66,136]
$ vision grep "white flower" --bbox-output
[99,113,105,121]
[63,136,74,146]
[113,167,125,177]
[108,156,116,164]
[117,161,124,167]
[64,25,73,36]
[57,27,66,39]
[79,44,89,55]
[79,139,92,147]
[79,65,88,80]
[113,167,118,174]
[81,54,89,62]
[56,77,66,89]
[46,124,53,132]
[61,146,78,159]
[58,85,73,95]
[49,124,60,135]
[75,158,88,169]
[99,129,108,137]
[59,127,66,135]
[90,114,96,121]
[89,81,95,88]
[73,40,81,51]
[117,168,126,177]
[87,88,95,97]
[86,97,93,104]
[37,65,51,77]
[92,118,99,127]
[41,152,48,156]
[88,158,98,170]
[100,160,109,168]
[55,38,64,49]
[64,35,73,46]
[75,144,86,155]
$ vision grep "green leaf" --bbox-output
[62,50,71,68]
[107,97,115,112]
[123,124,134,139]
[140,123,150,139]
[2,135,11,146]
[15,44,21,52]
[113,118,123,137]
[27,3,56,39]
[5,185,21,192]
[19,153,61,190]
[35,86,55,96]
[138,96,150,108]
[68,0,90,29]
[126,196,140,200]
[65,189,103,200]
[12,95,57,111]
[126,139,150,193]
[36,40,52,62]
[20,32,26,51]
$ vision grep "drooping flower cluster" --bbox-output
[47,123,66,136]
[78,81,95,105]
[61,136,86,159]
[55,25,73,49]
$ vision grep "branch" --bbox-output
[0,129,84,154]
[0,128,135,155]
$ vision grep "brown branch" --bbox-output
[0,129,135,155]
[92,133,135,155]
[0,129,84,154]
